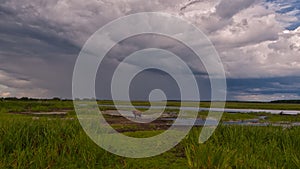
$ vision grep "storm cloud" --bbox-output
[0,0,299,101]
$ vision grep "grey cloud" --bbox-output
[215,0,257,18]
[94,33,211,100]
[0,70,31,89]
[227,77,300,100]
[105,34,209,76]
[0,0,299,100]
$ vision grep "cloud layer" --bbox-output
[0,0,299,100]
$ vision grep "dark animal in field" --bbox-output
[132,110,142,119]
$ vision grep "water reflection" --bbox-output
[99,104,300,115]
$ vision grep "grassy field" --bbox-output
[0,99,73,113]
[1,99,300,168]
[1,99,300,112]
[184,126,300,168]
[2,114,300,168]
[0,114,187,169]
[98,100,300,110]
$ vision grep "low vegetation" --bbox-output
[1,99,300,168]
[184,126,300,168]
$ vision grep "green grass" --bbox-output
[197,111,300,123]
[3,114,300,168]
[222,102,300,110]
[0,113,187,169]
[184,126,300,169]
[2,100,300,168]
[0,99,298,116]
[266,114,300,122]
[98,100,300,110]
[2,100,300,114]
[0,118,118,168]
[0,100,73,113]
[220,112,258,121]
[2,112,300,168]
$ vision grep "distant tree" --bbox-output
[20,97,29,101]
[4,97,18,101]
[52,97,61,101]
[271,100,300,104]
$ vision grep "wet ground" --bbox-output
[12,109,300,132]
[103,110,300,131]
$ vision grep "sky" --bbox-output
[0,0,299,101]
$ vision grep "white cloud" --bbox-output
[177,0,299,78]
[0,70,49,98]
[221,26,300,78]
[0,70,31,88]
[233,92,300,101]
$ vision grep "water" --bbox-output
[161,117,300,127]
[161,118,219,126]
[99,104,300,115]
[98,104,300,127]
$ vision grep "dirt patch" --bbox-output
[105,115,172,132]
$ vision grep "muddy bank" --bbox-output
[104,115,172,132]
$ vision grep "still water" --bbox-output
[99,104,300,115]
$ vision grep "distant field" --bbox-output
[0,100,73,113]
[98,100,300,110]
[1,99,300,114]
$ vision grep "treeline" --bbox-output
[270,100,300,104]
[1,97,300,104]
[0,98,74,113]
[0,97,70,101]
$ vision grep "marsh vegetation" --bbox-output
[1,99,300,168]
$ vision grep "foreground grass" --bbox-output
[0,118,116,168]
[2,113,300,168]
[0,115,187,169]
[184,126,300,169]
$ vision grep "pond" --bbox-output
[99,104,300,115]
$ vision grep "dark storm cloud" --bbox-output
[0,8,79,97]
[95,34,211,100]
[0,0,299,100]
[227,77,300,100]
[0,16,79,55]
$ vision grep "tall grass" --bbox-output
[0,116,188,169]
[184,126,300,168]
[2,117,300,168]
[0,118,121,168]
